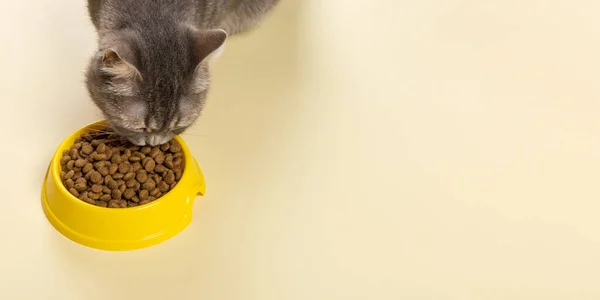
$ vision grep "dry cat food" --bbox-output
[59,129,184,208]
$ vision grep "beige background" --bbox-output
[2,0,600,299]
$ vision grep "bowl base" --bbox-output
[41,165,193,251]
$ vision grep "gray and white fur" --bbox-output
[86,0,279,146]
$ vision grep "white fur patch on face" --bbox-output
[118,102,147,130]
[106,82,134,97]
[101,63,137,79]
[178,99,202,127]
[147,118,160,132]
[208,43,225,61]
[192,65,210,94]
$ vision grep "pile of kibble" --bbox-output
[60,130,184,208]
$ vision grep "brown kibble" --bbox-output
[123,172,135,181]
[164,170,175,184]
[104,147,113,159]
[160,143,170,152]
[64,170,75,180]
[139,189,149,200]
[111,154,121,164]
[169,142,181,153]
[66,160,75,171]
[91,139,105,147]
[96,153,109,161]
[164,161,174,169]
[111,189,122,200]
[103,186,112,194]
[82,163,93,173]
[150,147,160,158]
[150,188,161,197]
[90,171,102,184]
[129,155,141,162]
[123,188,135,199]
[154,164,166,174]
[64,179,74,190]
[118,162,131,173]
[109,163,118,174]
[69,149,79,160]
[173,158,182,168]
[132,161,142,172]
[153,154,165,165]
[158,181,169,193]
[135,170,148,183]
[142,157,152,166]
[81,144,93,155]
[126,178,137,188]
[97,143,106,154]
[142,180,156,190]
[91,184,103,193]
[60,156,71,166]
[144,159,156,172]
[98,166,110,176]
[88,152,98,161]
[69,188,80,197]
[84,169,94,180]
[83,198,96,205]
[107,179,118,190]
[66,130,182,208]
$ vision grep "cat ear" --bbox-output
[101,47,141,80]
[194,29,228,64]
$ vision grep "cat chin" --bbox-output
[127,134,173,147]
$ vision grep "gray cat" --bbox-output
[86,0,279,146]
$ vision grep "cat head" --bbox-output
[85,26,227,146]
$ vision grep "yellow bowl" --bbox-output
[41,120,206,251]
